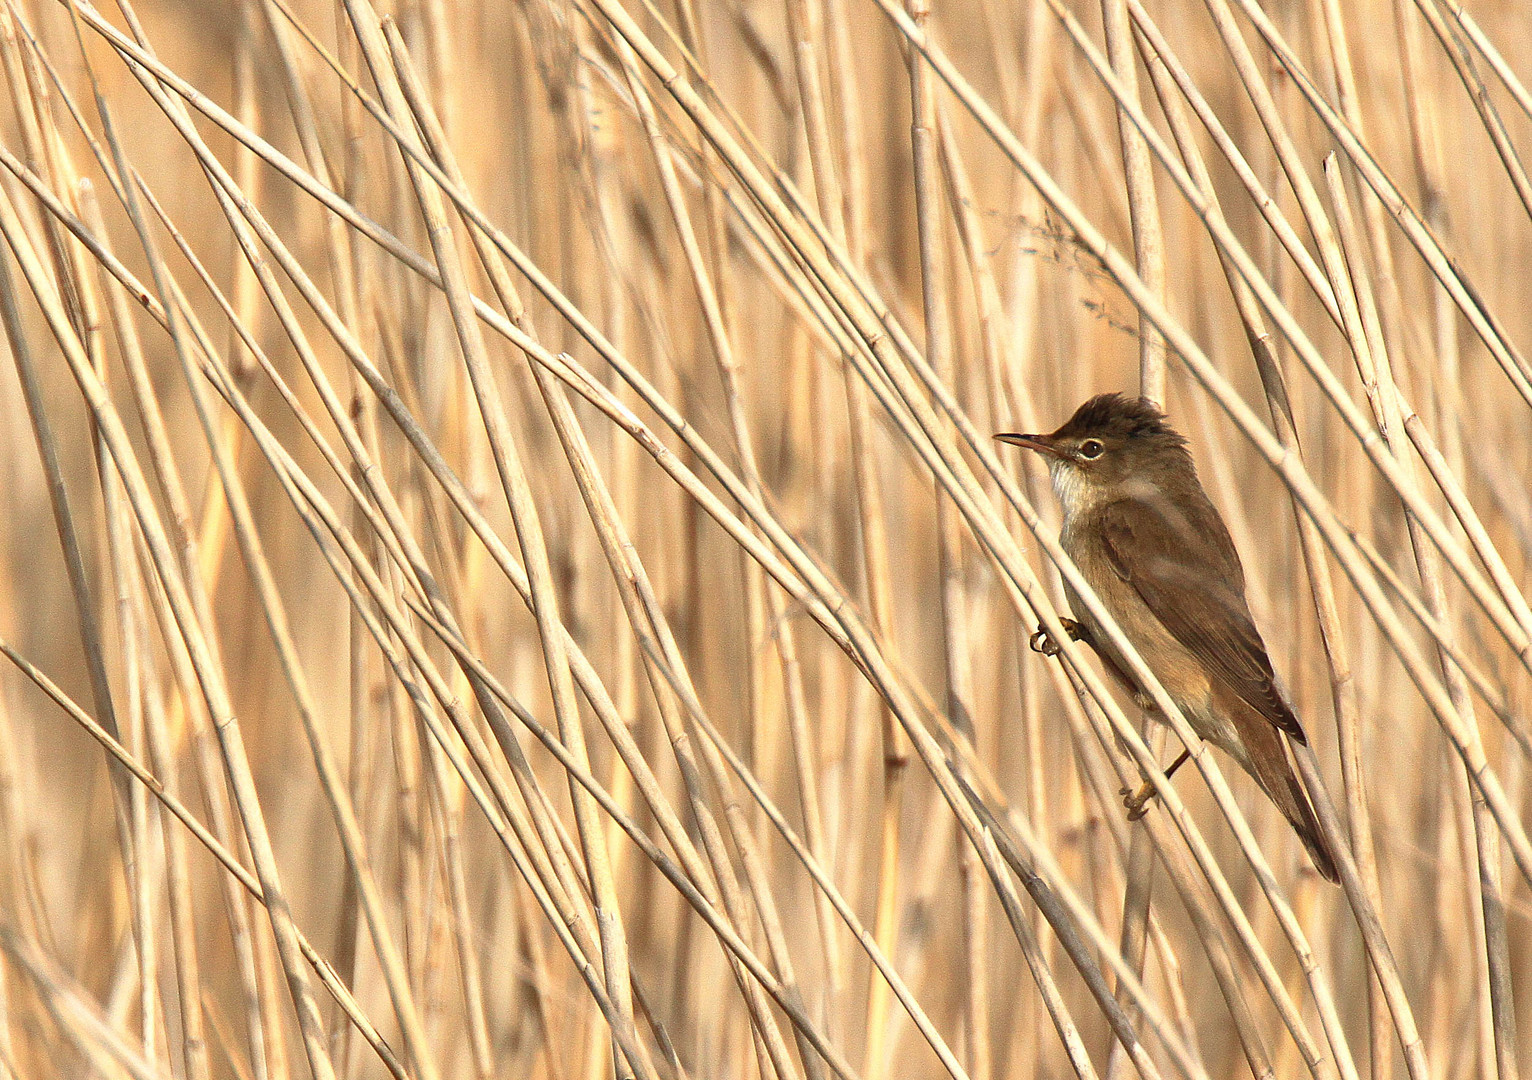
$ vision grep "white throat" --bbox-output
[1048,460,1102,521]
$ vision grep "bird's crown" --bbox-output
[1051,393,1187,446]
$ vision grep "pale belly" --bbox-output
[1060,535,1254,774]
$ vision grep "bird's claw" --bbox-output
[1030,618,1084,657]
[1120,782,1156,821]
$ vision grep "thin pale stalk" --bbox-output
[934,112,1049,1073]
[0,9,142,1012]
[903,7,990,1075]
[176,185,686,1080]
[872,0,1532,898]
[79,189,181,1080]
[1189,0,1379,406]
[85,173,275,1080]
[411,612,869,1080]
[190,203,931,1080]
[388,26,817,1078]
[1225,0,1532,406]
[108,46,619,1012]
[0,166,339,1080]
[1440,0,1532,124]
[404,582,1011,1080]
[1344,529,1527,754]
[779,0,909,1063]
[1098,2,1169,1073]
[1116,0,1343,330]
[339,21,641,1067]
[1103,731,1163,1080]
[0,928,173,1080]
[975,829,1103,1080]
[1039,669,1281,1080]
[181,336,662,1080]
[1099,0,1167,401]
[41,18,339,1075]
[0,626,411,1080]
[600,28,832,1076]
[1323,155,1515,1080]
[141,223,445,1080]
[1411,0,1532,225]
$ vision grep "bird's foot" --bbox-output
[1030,618,1085,657]
[1121,781,1158,821]
[1119,749,1189,821]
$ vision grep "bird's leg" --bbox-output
[1029,616,1184,820]
[1029,618,1090,656]
[1122,748,1191,821]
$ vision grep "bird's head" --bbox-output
[996,393,1192,509]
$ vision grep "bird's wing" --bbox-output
[1095,495,1307,744]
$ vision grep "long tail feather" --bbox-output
[1237,707,1340,884]
[1282,776,1339,884]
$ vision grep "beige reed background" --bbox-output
[0,0,1528,1077]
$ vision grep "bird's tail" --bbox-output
[1280,776,1339,885]
[1243,719,1340,883]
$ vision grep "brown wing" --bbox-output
[1095,495,1307,745]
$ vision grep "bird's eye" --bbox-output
[1078,439,1105,459]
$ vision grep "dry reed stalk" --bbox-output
[147,180,446,1080]
[2,0,1531,1078]
[0,38,159,1074]
[0,135,340,1080]
[899,0,1532,884]
[1094,4,1167,1078]
[899,6,991,1080]
[600,27,835,1078]
[424,29,811,1080]
[1139,26,1391,1073]
[866,9,1504,1080]
[1321,154,1510,1080]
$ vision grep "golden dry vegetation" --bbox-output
[0,0,1529,1078]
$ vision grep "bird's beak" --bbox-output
[995,432,1067,460]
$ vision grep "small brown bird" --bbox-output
[998,394,1338,883]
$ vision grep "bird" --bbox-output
[997,393,1338,883]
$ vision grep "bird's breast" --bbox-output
[1059,519,1213,712]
